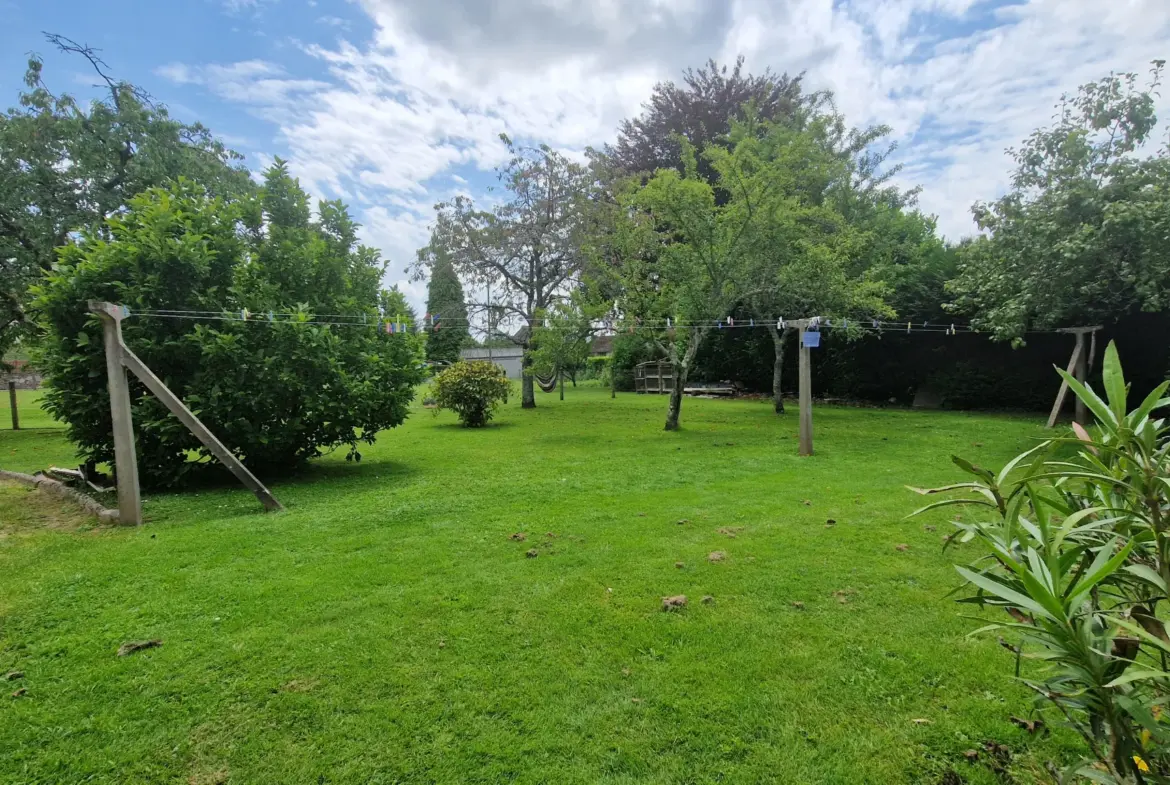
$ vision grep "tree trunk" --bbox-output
[610,357,616,399]
[768,325,789,414]
[521,350,536,408]
[559,368,564,400]
[664,334,702,431]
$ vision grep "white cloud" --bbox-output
[161,0,1170,314]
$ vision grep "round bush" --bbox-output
[432,361,511,427]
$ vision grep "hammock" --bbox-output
[535,371,559,393]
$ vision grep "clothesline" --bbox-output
[124,308,1065,336]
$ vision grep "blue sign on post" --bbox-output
[802,330,821,348]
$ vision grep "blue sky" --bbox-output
[3,0,1169,313]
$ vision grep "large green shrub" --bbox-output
[912,343,1170,781]
[432,361,511,427]
[34,165,424,487]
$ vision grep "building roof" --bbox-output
[589,335,614,355]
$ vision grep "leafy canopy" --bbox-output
[34,164,423,487]
[0,35,252,359]
[950,63,1170,342]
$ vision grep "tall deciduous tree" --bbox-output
[611,57,810,184]
[414,137,590,408]
[422,253,469,364]
[950,63,1170,343]
[0,35,252,359]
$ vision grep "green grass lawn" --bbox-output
[0,385,1078,784]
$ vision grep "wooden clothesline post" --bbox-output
[1046,326,1102,428]
[89,301,283,524]
[789,319,814,456]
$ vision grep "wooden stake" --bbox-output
[7,381,18,430]
[795,320,813,457]
[90,302,142,525]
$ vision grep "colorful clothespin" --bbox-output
[240,308,249,321]
[121,305,130,319]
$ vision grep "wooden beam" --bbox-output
[7,381,17,430]
[793,320,813,457]
[89,301,142,525]
[119,346,284,513]
[1047,326,1102,428]
[1046,339,1084,429]
[1073,331,1088,425]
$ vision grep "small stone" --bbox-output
[525,549,538,558]
[676,518,690,525]
[621,667,631,676]
[707,550,727,563]
[545,532,556,538]
[791,601,805,610]
[11,687,26,698]
[911,718,931,725]
[509,532,527,541]
[630,697,643,703]
[662,594,687,611]
[675,561,685,569]
[825,519,836,526]
[701,595,714,604]
[438,640,446,649]
[637,512,647,517]
[923,525,936,532]
[801,499,811,506]
[895,544,910,552]
[4,671,23,681]
[963,749,979,762]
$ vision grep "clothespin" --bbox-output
[843,319,847,329]
[872,319,879,328]
[121,306,130,319]
[949,323,956,335]
[384,321,391,334]
[268,311,274,322]
[922,321,927,328]
[778,317,785,329]
[666,317,671,328]
[728,316,734,327]
[240,308,249,321]
[906,322,911,333]
[750,318,754,327]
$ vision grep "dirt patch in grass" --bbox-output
[0,480,94,536]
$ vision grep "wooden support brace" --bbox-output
[119,348,284,512]
[1047,326,1102,428]
[89,301,283,518]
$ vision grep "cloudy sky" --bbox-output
[3,0,1169,311]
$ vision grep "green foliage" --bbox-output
[530,301,594,382]
[950,64,1170,342]
[423,254,469,364]
[431,360,511,427]
[912,342,1170,781]
[0,37,253,359]
[33,168,423,487]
